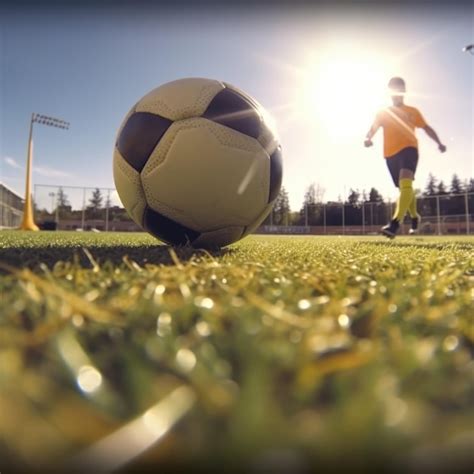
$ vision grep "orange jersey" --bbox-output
[374,105,427,157]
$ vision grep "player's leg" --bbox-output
[381,154,401,238]
[408,195,420,234]
[402,148,420,234]
[393,167,415,222]
[382,148,418,238]
[408,195,417,219]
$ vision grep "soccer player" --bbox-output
[364,77,446,238]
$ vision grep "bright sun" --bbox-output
[297,48,393,140]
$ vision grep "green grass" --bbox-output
[1,231,473,473]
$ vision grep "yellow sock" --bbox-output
[408,194,418,218]
[393,178,414,221]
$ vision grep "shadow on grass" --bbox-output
[0,243,232,270]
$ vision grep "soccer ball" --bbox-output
[113,78,282,248]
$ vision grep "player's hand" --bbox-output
[438,144,446,153]
[364,139,373,148]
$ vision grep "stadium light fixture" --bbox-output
[20,113,70,231]
[462,44,473,55]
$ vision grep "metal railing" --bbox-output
[31,185,474,235]
[262,192,473,235]
[33,184,140,232]
[0,183,24,228]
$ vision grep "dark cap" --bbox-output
[388,77,406,93]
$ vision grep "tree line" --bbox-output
[36,187,130,222]
[36,174,473,226]
[265,174,474,227]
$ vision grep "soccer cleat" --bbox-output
[381,219,400,239]
[408,215,420,235]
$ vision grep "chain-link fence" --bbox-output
[33,184,141,232]
[33,185,473,235]
[262,192,473,235]
[0,183,24,229]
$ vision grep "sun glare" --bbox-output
[297,48,393,140]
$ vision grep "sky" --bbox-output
[1,1,473,212]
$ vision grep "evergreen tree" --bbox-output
[272,187,291,225]
[449,174,463,195]
[346,189,362,225]
[299,183,321,225]
[437,180,448,195]
[468,179,474,217]
[105,193,112,209]
[347,188,361,206]
[366,188,385,226]
[55,187,72,218]
[304,183,316,207]
[87,188,104,219]
[425,174,437,196]
[467,178,474,193]
[57,187,70,208]
[368,187,384,203]
[446,174,465,214]
[89,188,103,210]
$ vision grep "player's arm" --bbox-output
[423,124,446,153]
[415,108,446,153]
[364,119,380,148]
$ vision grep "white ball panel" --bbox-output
[113,148,147,226]
[192,226,244,248]
[242,202,274,237]
[135,78,225,121]
[141,118,269,232]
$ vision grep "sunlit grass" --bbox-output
[1,231,473,473]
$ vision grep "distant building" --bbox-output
[0,183,23,228]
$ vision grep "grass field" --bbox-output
[1,231,473,473]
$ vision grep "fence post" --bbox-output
[81,187,86,230]
[323,204,327,234]
[342,202,345,235]
[436,195,441,235]
[55,194,59,225]
[465,190,470,235]
[105,190,110,232]
[362,203,365,235]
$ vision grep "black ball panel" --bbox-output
[202,88,261,139]
[117,112,172,172]
[142,206,200,246]
[268,146,283,202]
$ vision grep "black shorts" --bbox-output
[385,147,419,187]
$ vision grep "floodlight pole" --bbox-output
[20,115,39,230]
[19,113,70,231]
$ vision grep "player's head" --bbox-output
[388,77,406,106]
